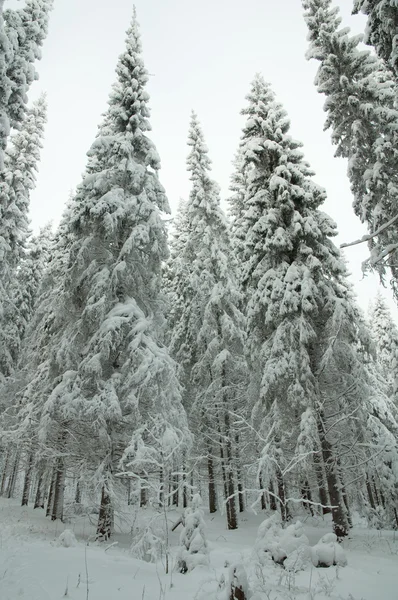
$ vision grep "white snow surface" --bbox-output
[0,499,397,600]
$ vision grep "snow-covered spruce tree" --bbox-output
[369,293,398,404]
[4,204,76,516]
[168,113,247,529]
[34,11,189,539]
[353,1,398,80]
[0,1,52,167]
[231,74,373,538]
[303,0,398,297]
[0,94,47,382]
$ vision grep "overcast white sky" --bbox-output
[6,0,398,316]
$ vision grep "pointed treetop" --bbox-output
[102,7,152,138]
[187,111,212,181]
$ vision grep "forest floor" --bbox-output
[0,497,397,600]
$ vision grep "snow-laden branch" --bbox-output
[340,213,398,249]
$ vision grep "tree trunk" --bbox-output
[21,452,34,507]
[140,474,148,507]
[172,473,179,506]
[0,448,10,496]
[366,475,376,509]
[75,480,82,504]
[269,480,277,511]
[258,472,267,510]
[182,462,188,509]
[301,480,314,516]
[313,450,331,514]
[34,469,45,509]
[207,450,217,514]
[96,485,112,541]
[51,457,65,521]
[46,467,57,517]
[318,419,349,539]
[6,450,20,499]
[276,466,290,522]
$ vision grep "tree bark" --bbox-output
[313,450,331,515]
[46,467,56,517]
[51,457,65,521]
[276,466,290,522]
[258,472,267,510]
[96,485,112,541]
[318,419,349,539]
[6,450,20,499]
[34,468,45,509]
[269,480,277,511]
[0,448,10,496]
[207,450,217,513]
[140,474,148,507]
[21,452,34,506]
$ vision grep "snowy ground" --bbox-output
[0,498,397,600]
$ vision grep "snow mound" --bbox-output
[311,532,347,568]
[57,529,77,548]
[254,515,309,569]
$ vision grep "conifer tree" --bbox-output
[0,94,47,381]
[353,1,398,80]
[0,0,52,167]
[231,74,374,537]
[168,113,247,529]
[303,0,398,298]
[369,293,398,405]
[31,11,189,538]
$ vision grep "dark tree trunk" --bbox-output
[269,480,277,511]
[366,475,376,509]
[96,485,112,541]
[159,468,164,507]
[140,474,148,507]
[172,473,179,506]
[258,472,267,510]
[276,466,290,522]
[51,457,65,521]
[75,480,82,504]
[301,480,314,516]
[207,450,217,514]
[0,448,10,496]
[34,469,45,509]
[313,450,331,514]
[235,432,244,513]
[46,467,57,517]
[318,419,349,540]
[21,452,34,506]
[6,450,20,499]
[182,463,188,509]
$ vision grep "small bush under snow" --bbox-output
[254,514,309,570]
[56,529,77,548]
[311,532,347,568]
[176,494,209,573]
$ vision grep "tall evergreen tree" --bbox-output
[0,0,52,167]
[231,74,375,537]
[369,292,398,405]
[0,94,47,381]
[303,0,398,298]
[168,113,247,529]
[353,1,398,80]
[30,11,189,538]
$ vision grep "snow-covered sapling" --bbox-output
[176,493,208,573]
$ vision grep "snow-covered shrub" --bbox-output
[254,514,309,569]
[224,564,252,600]
[56,529,77,548]
[131,522,165,563]
[176,493,208,573]
[311,533,347,568]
